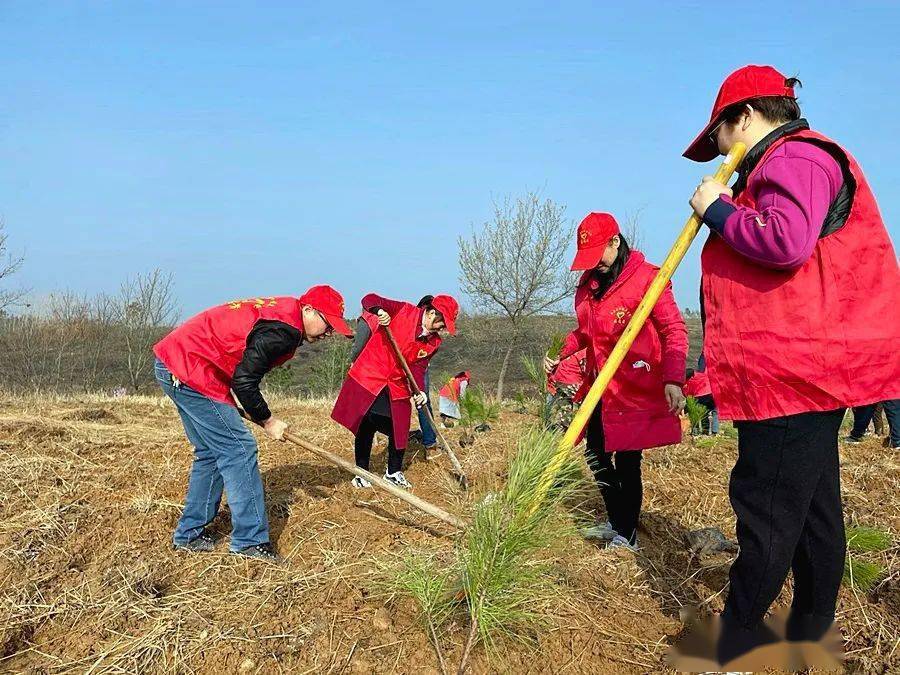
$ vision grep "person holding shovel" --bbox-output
[684,64,900,666]
[153,287,353,561]
[544,212,689,549]
[332,292,459,490]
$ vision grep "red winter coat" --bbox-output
[331,295,442,449]
[702,129,900,421]
[561,252,688,452]
[547,349,587,398]
[683,371,712,398]
[153,296,303,404]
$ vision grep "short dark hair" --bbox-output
[416,295,434,308]
[721,77,803,126]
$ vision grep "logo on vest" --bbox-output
[632,360,651,372]
[611,306,630,325]
[226,297,278,310]
[755,217,767,228]
[417,349,428,359]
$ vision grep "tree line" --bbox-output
[0,196,701,398]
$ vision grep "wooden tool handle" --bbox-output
[236,407,465,529]
[382,325,469,486]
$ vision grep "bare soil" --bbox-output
[0,394,896,673]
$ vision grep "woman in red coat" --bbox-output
[545,212,688,549]
[332,292,459,490]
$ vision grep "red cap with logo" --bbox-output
[430,294,459,335]
[571,212,621,271]
[299,285,353,336]
[684,65,797,162]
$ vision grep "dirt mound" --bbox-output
[61,407,122,424]
[0,419,71,442]
[0,395,895,673]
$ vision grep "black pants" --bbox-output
[585,410,643,544]
[355,410,405,475]
[721,408,845,652]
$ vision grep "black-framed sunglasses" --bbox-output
[708,117,727,145]
[317,311,334,336]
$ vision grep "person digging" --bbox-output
[681,64,900,668]
[332,293,459,490]
[154,286,353,561]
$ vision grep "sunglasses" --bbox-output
[708,117,727,145]
[317,311,334,336]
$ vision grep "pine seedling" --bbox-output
[843,556,885,592]
[684,396,709,435]
[455,427,586,670]
[846,526,892,553]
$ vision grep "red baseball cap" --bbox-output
[431,294,459,335]
[299,285,353,336]
[571,212,620,271]
[684,65,797,162]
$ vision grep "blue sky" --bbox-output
[2,1,898,316]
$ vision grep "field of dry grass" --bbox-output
[0,393,897,673]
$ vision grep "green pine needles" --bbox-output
[843,525,892,592]
[382,427,587,673]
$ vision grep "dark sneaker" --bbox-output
[173,530,217,553]
[843,435,864,444]
[234,542,281,562]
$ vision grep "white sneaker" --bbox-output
[383,470,412,489]
[607,534,638,551]
[581,521,616,541]
[351,475,372,489]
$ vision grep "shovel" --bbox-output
[234,404,466,529]
[382,325,470,489]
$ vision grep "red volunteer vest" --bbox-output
[439,372,470,402]
[683,371,712,398]
[572,252,687,452]
[547,350,586,397]
[702,129,900,421]
[153,296,304,404]
[347,304,442,400]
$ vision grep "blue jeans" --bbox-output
[883,399,900,447]
[851,399,900,446]
[417,368,437,447]
[155,359,269,551]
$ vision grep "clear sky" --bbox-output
[2,1,898,316]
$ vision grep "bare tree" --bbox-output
[621,208,646,252]
[48,291,90,388]
[458,192,575,399]
[82,293,118,392]
[115,269,178,392]
[0,222,26,312]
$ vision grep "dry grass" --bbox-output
[0,393,897,673]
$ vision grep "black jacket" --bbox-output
[232,320,303,421]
